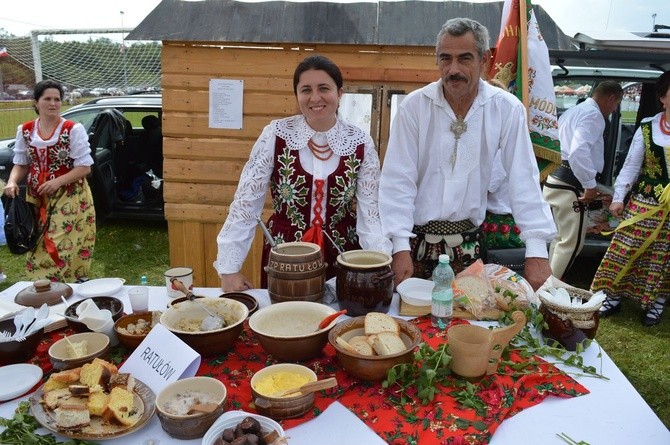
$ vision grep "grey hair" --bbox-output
[436,18,490,59]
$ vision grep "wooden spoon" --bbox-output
[275,377,338,397]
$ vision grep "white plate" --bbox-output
[203,410,285,445]
[76,278,125,298]
[397,277,434,306]
[0,363,43,401]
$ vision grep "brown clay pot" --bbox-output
[14,280,73,308]
[335,250,394,316]
[265,242,326,303]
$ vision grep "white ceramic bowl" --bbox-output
[202,410,285,445]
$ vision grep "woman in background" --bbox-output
[592,70,670,326]
[214,55,391,291]
[3,80,96,282]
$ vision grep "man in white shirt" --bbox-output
[379,18,556,291]
[543,81,623,279]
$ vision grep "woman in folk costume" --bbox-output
[592,70,670,326]
[214,55,392,292]
[3,80,95,282]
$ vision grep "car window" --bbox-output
[121,110,161,129]
[62,109,103,132]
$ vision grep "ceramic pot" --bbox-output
[265,242,326,303]
[335,250,394,316]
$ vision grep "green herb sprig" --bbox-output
[0,402,99,445]
[382,342,452,406]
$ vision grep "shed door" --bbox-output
[340,84,424,164]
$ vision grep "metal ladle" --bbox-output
[324,231,350,262]
[170,278,225,331]
[256,217,276,248]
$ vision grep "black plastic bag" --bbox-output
[3,195,39,254]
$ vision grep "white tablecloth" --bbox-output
[0,281,668,444]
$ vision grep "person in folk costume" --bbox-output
[3,80,95,282]
[214,55,392,292]
[379,18,556,291]
[593,70,670,326]
[543,81,623,279]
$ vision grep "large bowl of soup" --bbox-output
[248,301,339,361]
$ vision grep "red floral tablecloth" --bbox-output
[29,315,588,445]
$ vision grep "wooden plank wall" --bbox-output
[161,42,438,288]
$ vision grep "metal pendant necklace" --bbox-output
[450,115,467,168]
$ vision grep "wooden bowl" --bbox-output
[0,318,44,366]
[48,332,110,371]
[156,376,227,440]
[248,301,338,361]
[250,363,317,420]
[114,312,158,350]
[328,316,422,381]
[160,298,248,357]
[65,297,124,332]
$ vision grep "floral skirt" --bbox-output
[26,182,96,282]
[591,194,670,308]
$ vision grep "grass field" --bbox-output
[0,221,668,428]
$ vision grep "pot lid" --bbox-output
[14,280,74,308]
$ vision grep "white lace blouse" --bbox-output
[213,115,392,275]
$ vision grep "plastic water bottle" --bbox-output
[431,254,454,329]
[140,274,148,285]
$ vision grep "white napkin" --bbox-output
[0,299,25,322]
[286,401,387,445]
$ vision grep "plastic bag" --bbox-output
[3,195,39,254]
[452,260,493,319]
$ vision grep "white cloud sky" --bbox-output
[0,0,667,39]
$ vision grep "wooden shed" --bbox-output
[128,0,572,288]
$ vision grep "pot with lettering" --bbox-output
[265,242,326,304]
[335,250,395,316]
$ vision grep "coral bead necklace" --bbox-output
[661,113,670,136]
[308,138,334,161]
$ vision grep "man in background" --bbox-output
[543,81,623,279]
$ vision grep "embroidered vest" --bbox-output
[261,135,364,283]
[22,120,83,199]
[634,121,670,201]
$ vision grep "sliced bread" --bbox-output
[55,405,91,429]
[43,368,82,392]
[80,358,117,390]
[109,373,136,392]
[349,337,375,356]
[370,331,407,356]
[87,391,110,417]
[44,388,75,410]
[364,312,399,335]
[103,387,138,426]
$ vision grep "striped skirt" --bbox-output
[591,194,670,309]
